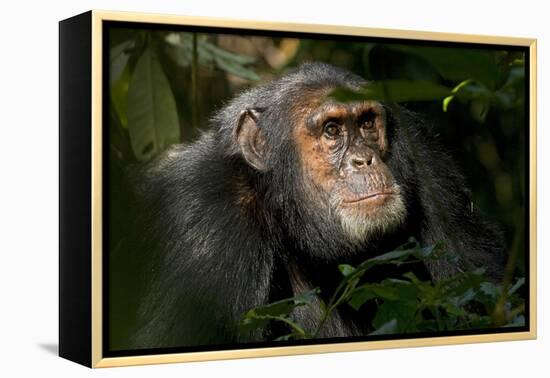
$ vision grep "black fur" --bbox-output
[126,62,505,349]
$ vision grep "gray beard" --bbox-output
[331,184,407,246]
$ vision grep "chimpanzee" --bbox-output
[126,62,505,349]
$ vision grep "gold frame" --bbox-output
[90,9,537,368]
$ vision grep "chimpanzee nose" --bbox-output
[352,156,373,169]
[350,148,375,170]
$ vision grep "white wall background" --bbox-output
[0,0,546,376]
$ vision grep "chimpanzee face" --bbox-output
[234,95,406,245]
[293,100,407,243]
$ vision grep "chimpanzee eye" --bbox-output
[323,121,341,138]
[361,119,376,130]
[362,120,375,130]
[360,112,376,131]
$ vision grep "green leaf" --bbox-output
[110,63,131,128]
[127,48,180,161]
[508,277,525,296]
[470,99,491,123]
[293,288,321,305]
[443,303,467,317]
[467,315,492,329]
[166,33,259,81]
[240,314,272,332]
[347,290,376,311]
[402,271,426,287]
[416,243,443,259]
[110,39,133,86]
[213,55,260,81]
[348,284,399,310]
[340,240,428,289]
[202,41,256,65]
[444,268,485,298]
[240,289,319,335]
[319,298,327,313]
[478,281,501,304]
[396,238,419,250]
[371,285,399,300]
[241,314,308,337]
[442,79,472,112]
[369,319,398,335]
[505,315,525,328]
[388,279,422,303]
[338,264,355,277]
[442,96,454,112]
[331,80,451,104]
[501,66,525,90]
[243,288,319,319]
[372,300,417,332]
[353,245,420,274]
[450,288,477,307]
[361,43,377,77]
[385,45,499,88]
[372,248,418,262]
[241,314,307,336]
[273,334,296,341]
[415,319,438,331]
[165,44,193,67]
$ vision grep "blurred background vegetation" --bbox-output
[107,26,527,348]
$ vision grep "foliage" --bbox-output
[241,289,321,341]
[165,33,260,80]
[241,239,525,339]
[109,30,259,162]
[107,29,528,345]
[331,45,525,123]
[126,47,180,161]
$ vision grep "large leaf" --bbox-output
[386,45,499,89]
[127,48,180,161]
[110,63,130,129]
[372,299,418,332]
[331,80,451,104]
[110,39,133,86]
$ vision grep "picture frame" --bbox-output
[59,10,537,368]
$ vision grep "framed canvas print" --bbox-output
[59,10,537,368]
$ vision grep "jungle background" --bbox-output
[107,26,527,350]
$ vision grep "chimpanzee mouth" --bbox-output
[342,190,395,205]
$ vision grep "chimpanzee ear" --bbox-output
[235,108,267,171]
